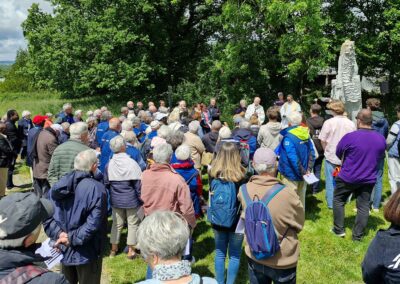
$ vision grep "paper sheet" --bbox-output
[35,238,63,269]
[303,173,319,185]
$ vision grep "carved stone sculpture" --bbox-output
[331,40,362,121]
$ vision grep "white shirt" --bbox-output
[245,104,265,125]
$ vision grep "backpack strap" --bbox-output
[185,171,198,185]
[261,183,286,206]
[240,184,252,206]
[0,265,49,284]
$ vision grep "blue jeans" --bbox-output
[371,158,384,209]
[312,156,324,193]
[325,160,336,209]
[213,229,244,284]
[248,258,296,284]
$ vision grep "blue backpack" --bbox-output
[207,179,239,228]
[241,183,285,260]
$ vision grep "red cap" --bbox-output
[32,115,48,125]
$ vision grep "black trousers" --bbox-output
[62,258,102,284]
[333,177,374,240]
[6,154,17,188]
[33,178,50,198]
[248,258,296,284]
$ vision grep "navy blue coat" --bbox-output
[26,126,42,167]
[362,225,400,284]
[44,171,108,265]
[17,118,33,146]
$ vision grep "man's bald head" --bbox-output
[109,118,121,131]
[356,109,373,126]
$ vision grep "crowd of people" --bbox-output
[0,94,399,284]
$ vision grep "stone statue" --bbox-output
[331,40,362,121]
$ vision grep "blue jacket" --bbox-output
[126,144,146,171]
[362,225,400,284]
[59,131,69,144]
[44,171,107,265]
[56,112,74,125]
[26,126,42,167]
[99,129,120,172]
[96,121,109,146]
[170,155,202,218]
[372,111,389,138]
[277,126,315,181]
[232,128,257,157]
[103,164,142,209]
[18,118,33,146]
[147,130,158,140]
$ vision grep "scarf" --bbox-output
[108,152,142,181]
[152,260,192,281]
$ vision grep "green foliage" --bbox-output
[22,0,221,98]
[21,0,400,107]
[0,50,33,92]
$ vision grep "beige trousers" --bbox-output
[281,176,306,210]
[110,207,141,246]
[0,168,7,197]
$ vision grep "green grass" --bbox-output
[104,167,391,284]
[0,92,123,118]
[5,91,391,283]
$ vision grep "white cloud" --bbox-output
[0,0,53,61]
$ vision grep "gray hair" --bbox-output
[86,116,98,125]
[153,143,173,163]
[86,110,94,117]
[158,106,169,114]
[253,162,276,175]
[122,131,138,146]
[175,145,191,161]
[166,130,184,150]
[127,113,136,121]
[74,149,97,172]
[0,225,41,249]
[219,126,232,139]
[239,120,251,130]
[45,113,53,118]
[211,120,222,131]
[94,109,102,118]
[101,110,112,121]
[21,110,31,118]
[63,103,72,111]
[158,125,172,140]
[287,111,302,126]
[74,109,82,116]
[132,117,141,127]
[61,122,70,131]
[70,122,88,140]
[137,211,190,260]
[121,119,133,131]
[188,120,200,134]
[110,135,125,153]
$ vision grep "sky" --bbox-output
[0,0,53,61]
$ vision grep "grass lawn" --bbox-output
[3,91,391,283]
[104,168,391,284]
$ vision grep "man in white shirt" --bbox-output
[318,100,356,209]
[280,95,301,128]
[245,97,265,125]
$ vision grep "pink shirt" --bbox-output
[319,116,356,165]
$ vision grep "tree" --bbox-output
[23,0,222,98]
[177,0,331,107]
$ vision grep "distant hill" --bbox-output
[0,61,14,66]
